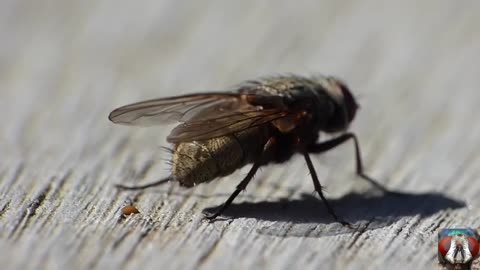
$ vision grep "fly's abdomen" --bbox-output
[171,126,269,187]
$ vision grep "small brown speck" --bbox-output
[121,205,140,216]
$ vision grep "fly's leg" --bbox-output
[116,177,171,190]
[205,137,276,220]
[307,132,389,193]
[303,151,352,227]
[205,161,261,220]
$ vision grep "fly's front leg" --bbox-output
[307,132,389,193]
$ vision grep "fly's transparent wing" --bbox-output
[108,93,244,126]
[109,91,292,143]
[166,109,288,143]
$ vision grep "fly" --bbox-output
[108,74,387,226]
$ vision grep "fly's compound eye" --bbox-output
[438,236,452,257]
[467,236,480,257]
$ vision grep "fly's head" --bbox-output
[315,76,359,133]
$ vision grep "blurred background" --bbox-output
[1,0,480,269]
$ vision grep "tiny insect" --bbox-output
[121,205,140,216]
[109,74,387,226]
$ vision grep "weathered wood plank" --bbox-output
[1,0,480,269]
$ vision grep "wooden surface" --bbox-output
[1,1,480,269]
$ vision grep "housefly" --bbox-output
[109,74,386,226]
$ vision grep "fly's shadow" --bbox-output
[203,190,465,237]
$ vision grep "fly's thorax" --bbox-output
[280,85,335,134]
[171,126,269,187]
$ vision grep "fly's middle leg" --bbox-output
[303,151,352,227]
[205,137,276,220]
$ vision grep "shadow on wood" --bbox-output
[203,190,465,236]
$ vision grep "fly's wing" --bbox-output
[166,108,287,143]
[109,92,244,126]
[109,91,291,143]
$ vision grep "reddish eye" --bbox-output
[467,237,479,256]
[438,236,452,256]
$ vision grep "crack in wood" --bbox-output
[9,184,51,240]
[197,222,231,269]
[347,218,373,250]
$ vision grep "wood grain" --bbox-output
[1,1,480,269]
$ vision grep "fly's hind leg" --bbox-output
[116,177,172,190]
[205,137,276,220]
[307,132,389,193]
